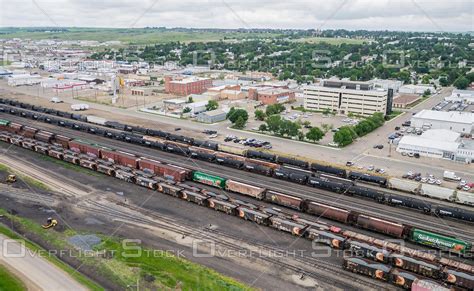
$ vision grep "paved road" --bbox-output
[1,82,472,183]
[0,234,88,291]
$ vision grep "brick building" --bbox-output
[164,76,212,96]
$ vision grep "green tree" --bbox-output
[227,107,249,124]
[422,89,431,97]
[266,115,283,133]
[187,96,194,103]
[182,107,191,114]
[306,127,324,142]
[234,116,246,129]
[265,104,285,116]
[206,100,219,111]
[259,124,268,131]
[321,123,333,133]
[254,109,266,121]
[453,76,469,89]
[322,108,331,116]
[333,127,354,146]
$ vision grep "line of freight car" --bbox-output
[3,121,474,244]
[6,104,474,211]
[2,125,474,258]
[3,129,474,268]
[343,256,473,290]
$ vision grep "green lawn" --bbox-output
[292,36,369,45]
[0,28,281,45]
[0,265,26,291]
[0,208,253,290]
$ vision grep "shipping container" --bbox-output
[237,207,270,224]
[159,183,182,197]
[219,144,247,156]
[390,254,441,279]
[225,180,265,199]
[306,201,351,223]
[410,228,471,254]
[411,279,450,291]
[443,268,474,290]
[269,217,307,236]
[181,191,208,206]
[388,178,421,194]
[207,198,238,215]
[307,229,346,249]
[263,191,303,210]
[310,163,347,177]
[419,184,455,201]
[455,191,474,206]
[192,171,226,189]
[356,215,405,238]
[342,257,391,281]
[348,241,391,263]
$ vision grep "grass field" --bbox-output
[0,265,26,291]
[292,36,369,45]
[0,163,50,190]
[0,208,253,290]
[0,28,280,45]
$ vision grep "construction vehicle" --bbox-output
[6,174,16,183]
[42,217,58,229]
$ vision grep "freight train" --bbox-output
[0,120,473,260]
[1,100,473,208]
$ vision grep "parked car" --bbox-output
[346,161,355,167]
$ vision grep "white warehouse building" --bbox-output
[397,129,474,163]
[411,110,473,134]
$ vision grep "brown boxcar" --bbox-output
[181,190,208,206]
[305,201,351,223]
[68,140,100,158]
[154,164,187,182]
[9,122,23,133]
[55,135,72,148]
[244,158,280,169]
[390,269,423,290]
[216,152,246,162]
[101,149,139,168]
[237,207,270,224]
[348,241,391,263]
[225,180,266,199]
[137,158,162,173]
[35,131,55,143]
[167,164,192,179]
[264,190,303,210]
[208,198,238,215]
[269,217,307,236]
[355,215,405,238]
[22,126,38,138]
[390,254,441,279]
[307,229,346,249]
[342,256,391,281]
[159,183,182,197]
[444,268,474,290]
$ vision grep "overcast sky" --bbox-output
[0,0,472,31]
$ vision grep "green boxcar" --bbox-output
[410,228,472,254]
[0,119,10,126]
[192,171,226,189]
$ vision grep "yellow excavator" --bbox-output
[6,174,16,183]
[42,217,58,229]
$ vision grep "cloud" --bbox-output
[0,0,472,31]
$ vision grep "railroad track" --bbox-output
[6,115,472,243]
[0,184,56,205]
[77,198,393,290]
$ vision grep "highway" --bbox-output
[3,113,473,245]
[0,234,88,291]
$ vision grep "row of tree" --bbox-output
[333,113,385,146]
[258,115,326,143]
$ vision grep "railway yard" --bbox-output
[0,99,473,290]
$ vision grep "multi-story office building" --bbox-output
[303,80,392,116]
